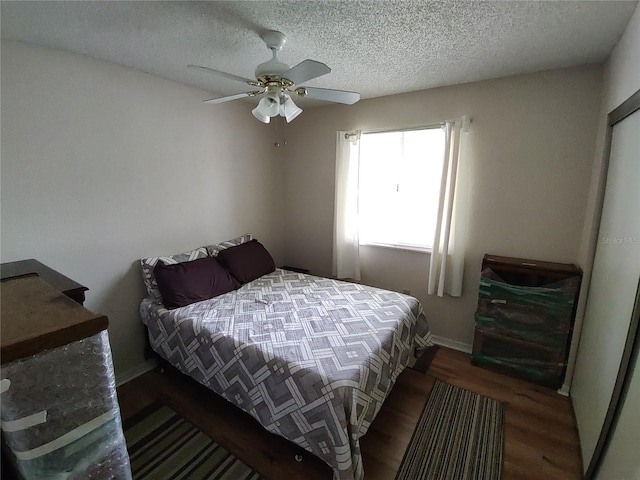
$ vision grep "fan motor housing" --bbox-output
[255,60,290,79]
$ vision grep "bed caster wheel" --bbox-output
[295,454,303,462]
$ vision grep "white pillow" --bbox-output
[205,233,253,257]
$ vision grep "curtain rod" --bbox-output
[345,124,442,139]
[344,119,472,139]
[362,123,444,136]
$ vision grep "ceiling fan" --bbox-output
[188,30,360,123]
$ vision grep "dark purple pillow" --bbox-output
[154,256,240,309]
[217,239,275,284]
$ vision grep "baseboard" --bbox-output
[431,335,473,354]
[115,358,157,387]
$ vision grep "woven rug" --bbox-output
[124,403,264,480]
[395,380,505,480]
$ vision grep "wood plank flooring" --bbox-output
[116,346,583,479]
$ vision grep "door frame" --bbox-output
[585,88,640,479]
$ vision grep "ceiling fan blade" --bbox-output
[203,92,259,104]
[188,64,254,84]
[301,87,360,105]
[282,60,331,85]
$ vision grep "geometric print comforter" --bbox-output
[140,268,433,480]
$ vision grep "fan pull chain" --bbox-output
[274,116,287,148]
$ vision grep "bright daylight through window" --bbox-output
[358,127,445,250]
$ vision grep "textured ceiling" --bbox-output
[1,1,637,107]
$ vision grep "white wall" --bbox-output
[570,4,640,478]
[281,65,603,347]
[0,41,285,381]
[603,4,640,110]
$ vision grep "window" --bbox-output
[358,127,445,250]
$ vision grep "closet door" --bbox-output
[571,91,640,477]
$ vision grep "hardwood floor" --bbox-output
[116,347,583,479]
[428,349,583,480]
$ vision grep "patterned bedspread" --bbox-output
[140,269,433,480]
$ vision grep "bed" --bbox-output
[139,236,433,480]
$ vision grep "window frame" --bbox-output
[357,123,446,253]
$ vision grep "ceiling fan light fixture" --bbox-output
[252,93,280,123]
[252,105,271,123]
[281,95,303,123]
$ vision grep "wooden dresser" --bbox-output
[1,259,88,305]
[471,254,582,389]
[0,261,131,479]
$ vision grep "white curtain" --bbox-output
[333,130,361,280]
[428,116,471,297]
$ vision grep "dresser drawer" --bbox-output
[471,326,566,388]
[471,353,565,388]
[475,313,570,349]
[478,275,577,316]
[476,268,578,348]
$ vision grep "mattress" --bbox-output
[140,268,432,480]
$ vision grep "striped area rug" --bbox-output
[125,380,503,480]
[124,403,264,480]
[395,380,505,480]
